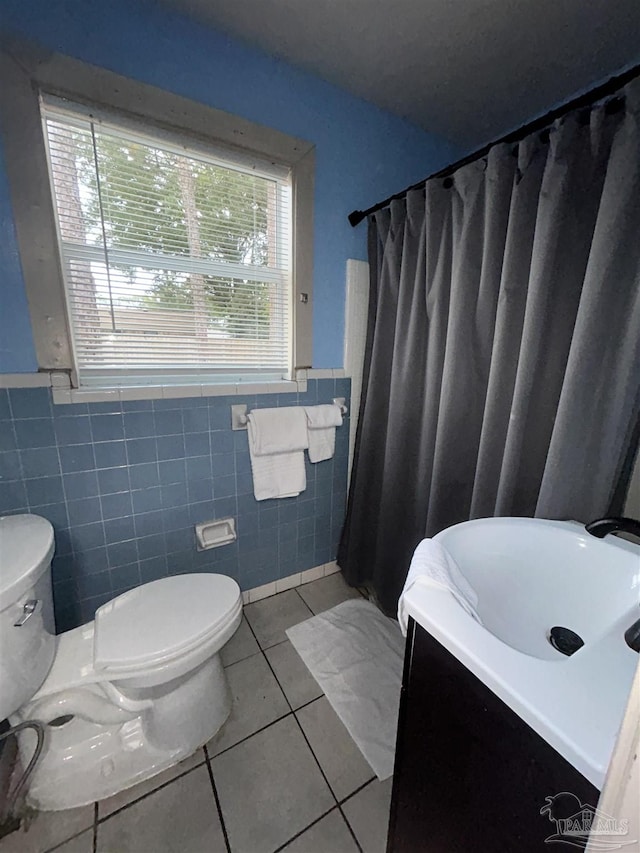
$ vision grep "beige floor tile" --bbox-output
[49,830,93,853]
[97,765,225,853]
[342,777,393,853]
[207,652,289,757]
[211,716,334,853]
[296,573,361,615]
[280,809,359,853]
[97,749,205,819]
[0,804,94,853]
[296,697,374,800]
[244,590,312,649]
[264,639,323,710]
[220,616,260,666]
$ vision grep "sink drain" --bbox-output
[548,626,584,656]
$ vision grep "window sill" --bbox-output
[0,369,346,403]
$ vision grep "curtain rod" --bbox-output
[348,61,640,227]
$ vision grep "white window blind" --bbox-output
[41,97,292,386]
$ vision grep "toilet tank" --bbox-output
[0,514,57,720]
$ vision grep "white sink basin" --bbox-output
[402,517,640,788]
[435,517,639,660]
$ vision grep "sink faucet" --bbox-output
[585,517,640,653]
[585,517,640,539]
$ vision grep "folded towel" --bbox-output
[248,407,308,456]
[247,407,308,501]
[397,538,482,635]
[304,404,343,463]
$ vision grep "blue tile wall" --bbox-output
[0,380,350,632]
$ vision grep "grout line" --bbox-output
[250,599,367,853]
[207,711,293,761]
[218,592,367,853]
[93,802,98,853]
[222,646,263,669]
[339,803,364,853]
[292,585,315,614]
[95,758,206,824]
[204,746,231,853]
[338,776,377,806]
[260,644,364,852]
[288,694,324,714]
[270,805,337,853]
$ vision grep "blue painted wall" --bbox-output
[0,0,457,372]
[0,380,350,631]
[0,0,455,631]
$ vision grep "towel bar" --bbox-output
[231,399,348,431]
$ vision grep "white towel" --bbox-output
[247,407,308,501]
[304,404,343,463]
[397,538,482,635]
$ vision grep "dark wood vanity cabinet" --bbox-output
[387,619,599,853]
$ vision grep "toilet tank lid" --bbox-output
[0,514,55,611]
[94,573,241,670]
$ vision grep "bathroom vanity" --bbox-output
[387,518,639,852]
[387,619,598,852]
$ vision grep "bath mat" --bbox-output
[286,598,405,780]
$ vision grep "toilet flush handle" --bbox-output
[14,599,39,627]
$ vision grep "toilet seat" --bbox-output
[94,574,241,673]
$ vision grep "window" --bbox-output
[42,98,292,387]
[0,48,314,391]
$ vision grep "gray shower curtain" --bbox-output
[339,79,640,613]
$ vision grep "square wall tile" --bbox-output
[94,440,127,469]
[104,515,136,544]
[129,462,160,490]
[97,466,130,495]
[126,438,157,465]
[90,413,124,442]
[25,475,64,506]
[59,443,96,473]
[8,387,52,419]
[67,496,103,526]
[19,446,60,478]
[63,470,99,501]
[14,418,56,449]
[123,410,155,438]
[100,491,133,520]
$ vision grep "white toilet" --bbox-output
[0,513,242,811]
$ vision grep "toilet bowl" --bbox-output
[1,514,242,811]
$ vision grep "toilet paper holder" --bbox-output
[194,517,236,550]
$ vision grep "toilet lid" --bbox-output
[93,574,241,670]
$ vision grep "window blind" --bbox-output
[41,97,292,386]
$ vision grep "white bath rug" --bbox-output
[286,598,405,780]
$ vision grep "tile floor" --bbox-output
[1,573,393,853]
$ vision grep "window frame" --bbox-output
[0,43,315,390]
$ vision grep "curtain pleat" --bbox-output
[338,79,640,613]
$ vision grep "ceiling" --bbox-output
[163,0,640,151]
